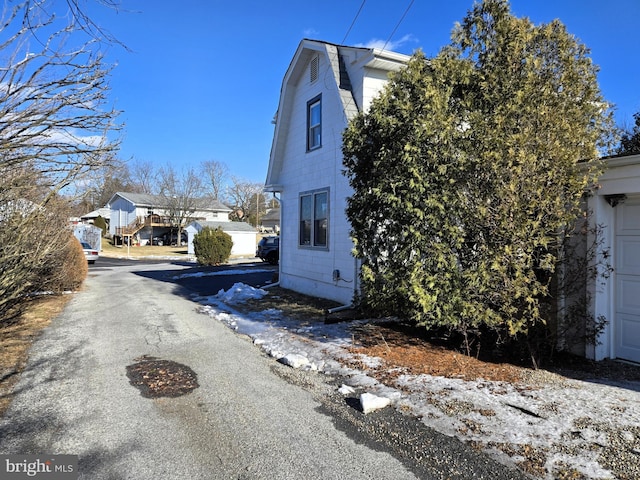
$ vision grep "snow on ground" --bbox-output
[172,269,274,280]
[196,282,640,480]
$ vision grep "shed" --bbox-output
[186,221,258,258]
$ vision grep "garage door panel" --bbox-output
[617,199,640,235]
[615,197,640,363]
[616,313,640,361]
[617,275,640,315]
[616,238,640,274]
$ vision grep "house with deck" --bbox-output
[107,192,231,246]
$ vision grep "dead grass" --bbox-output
[348,324,524,383]
[237,287,640,386]
[101,242,189,258]
[0,294,71,416]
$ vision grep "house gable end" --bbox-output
[266,40,367,190]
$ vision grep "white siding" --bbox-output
[109,196,136,236]
[362,68,394,111]
[267,41,408,305]
[277,51,357,304]
[587,154,640,361]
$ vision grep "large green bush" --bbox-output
[342,0,614,344]
[193,227,233,266]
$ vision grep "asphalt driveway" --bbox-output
[0,260,525,479]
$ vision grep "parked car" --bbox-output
[163,231,187,246]
[81,241,99,264]
[256,236,279,265]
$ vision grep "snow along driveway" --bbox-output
[196,282,640,480]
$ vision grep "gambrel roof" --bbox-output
[265,39,409,192]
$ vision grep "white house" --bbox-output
[264,39,409,305]
[80,207,111,226]
[107,192,232,245]
[587,153,640,363]
[186,220,258,258]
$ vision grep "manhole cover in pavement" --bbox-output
[126,355,199,398]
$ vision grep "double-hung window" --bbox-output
[299,189,328,248]
[307,95,322,151]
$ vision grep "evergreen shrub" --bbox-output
[193,227,233,266]
[93,215,107,236]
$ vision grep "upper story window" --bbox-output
[299,189,328,248]
[307,95,321,151]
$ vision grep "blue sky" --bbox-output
[87,0,640,183]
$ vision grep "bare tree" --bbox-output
[0,1,123,322]
[158,164,204,242]
[72,158,135,214]
[226,176,265,225]
[130,159,159,194]
[201,159,229,201]
[22,0,129,49]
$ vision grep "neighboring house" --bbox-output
[264,39,410,305]
[186,221,258,258]
[108,192,232,245]
[259,208,280,233]
[587,152,640,363]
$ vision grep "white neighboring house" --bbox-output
[587,153,640,363]
[80,207,111,226]
[186,221,258,258]
[259,208,280,233]
[264,39,409,305]
[107,192,231,245]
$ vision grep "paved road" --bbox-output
[0,260,526,479]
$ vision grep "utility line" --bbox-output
[382,0,415,52]
[341,0,367,44]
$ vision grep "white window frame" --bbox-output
[307,95,322,151]
[299,188,329,249]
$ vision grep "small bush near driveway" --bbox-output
[193,227,233,266]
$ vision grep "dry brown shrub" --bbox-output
[48,235,88,292]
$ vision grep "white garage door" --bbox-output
[615,196,640,363]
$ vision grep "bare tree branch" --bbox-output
[201,159,229,201]
[158,164,205,241]
[0,1,123,322]
[226,176,264,225]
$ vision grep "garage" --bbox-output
[615,196,640,362]
[589,153,640,362]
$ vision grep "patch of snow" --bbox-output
[173,268,273,279]
[338,384,356,395]
[278,353,310,369]
[215,282,267,305]
[199,282,640,480]
[360,392,391,414]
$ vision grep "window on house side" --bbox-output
[299,190,328,248]
[307,96,321,151]
[300,195,312,245]
[314,192,327,246]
